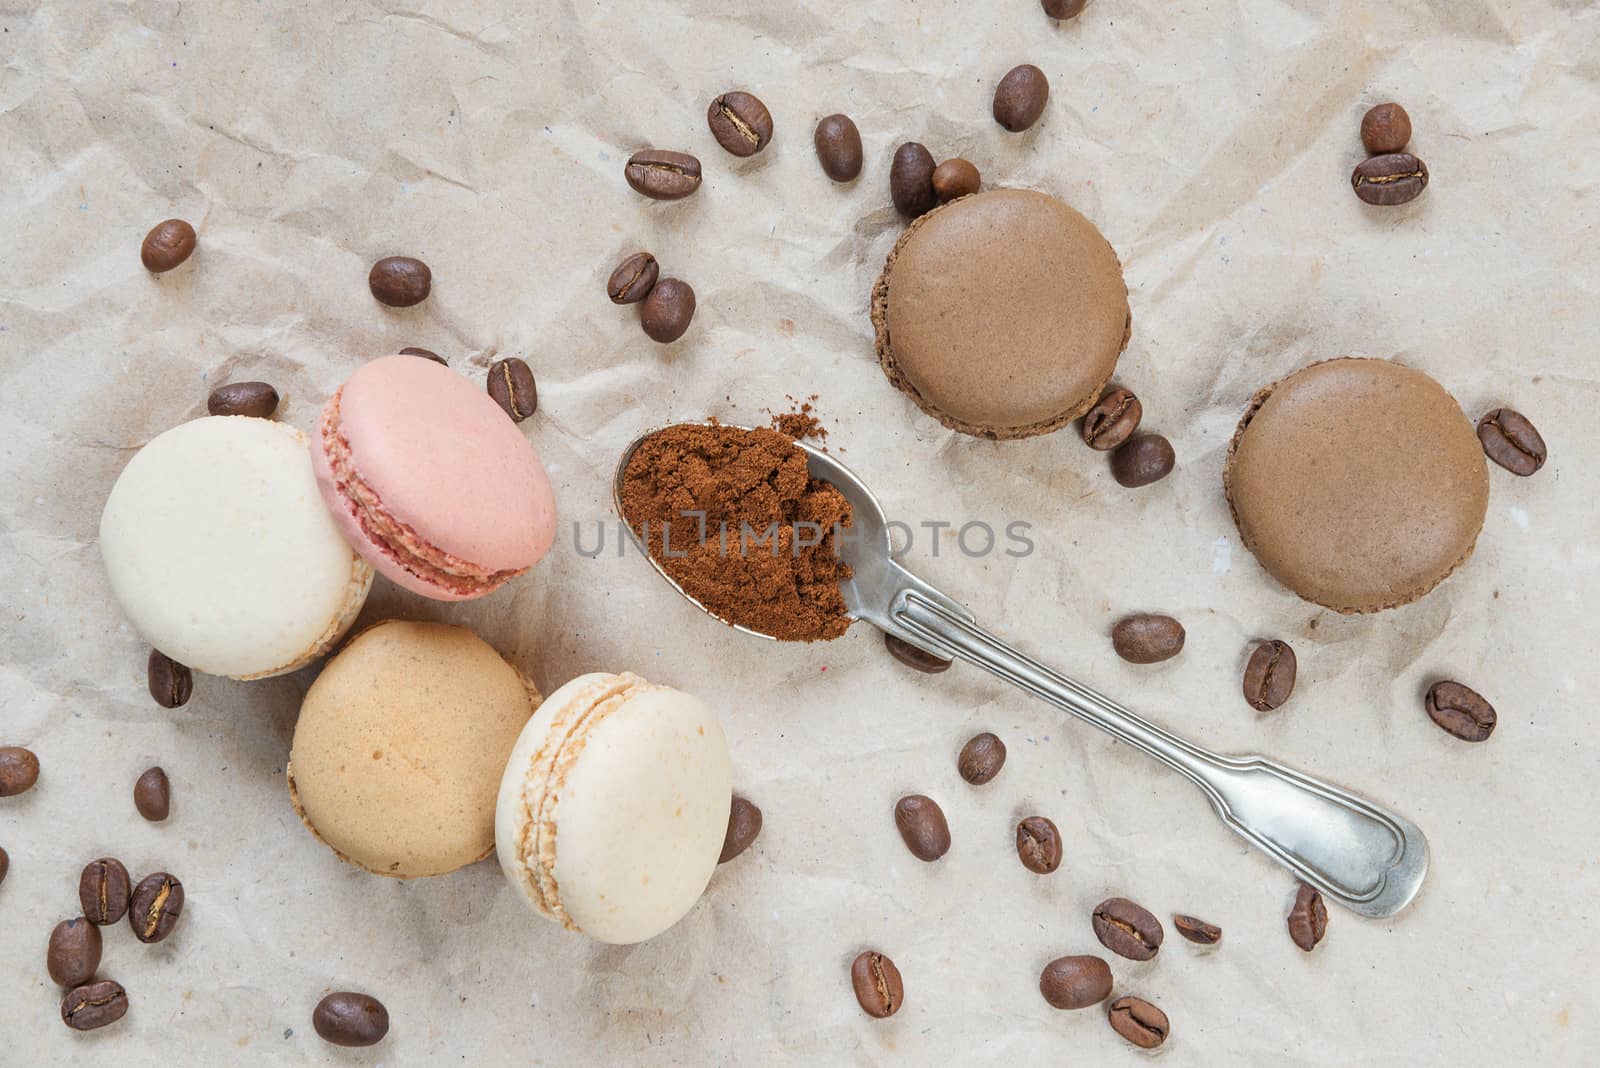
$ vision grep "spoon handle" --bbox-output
[890,587,1428,919]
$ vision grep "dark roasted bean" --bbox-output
[931,159,981,202]
[487,357,537,422]
[889,142,937,218]
[1425,680,1496,742]
[993,64,1050,132]
[640,277,695,343]
[61,979,128,1031]
[850,951,904,1018]
[1039,955,1111,1010]
[129,872,184,943]
[1016,816,1063,874]
[134,766,170,822]
[147,650,193,709]
[313,992,391,1047]
[1111,614,1184,664]
[957,732,1006,785]
[625,150,703,200]
[1352,153,1428,206]
[399,346,447,365]
[207,381,279,418]
[607,252,659,305]
[48,917,103,987]
[1361,102,1412,154]
[1477,408,1546,475]
[1108,996,1169,1049]
[141,219,196,273]
[1110,433,1175,487]
[0,746,39,796]
[719,796,762,863]
[813,114,863,182]
[1092,897,1164,961]
[1243,639,1297,711]
[1081,387,1142,451]
[368,256,432,307]
[79,858,132,925]
[894,794,950,862]
[1173,914,1222,945]
[884,632,952,673]
[707,91,773,157]
[1287,882,1328,951]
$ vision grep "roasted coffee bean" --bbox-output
[1043,0,1089,17]
[79,858,132,925]
[1243,639,1297,711]
[813,114,863,182]
[625,150,702,200]
[1425,680,1496,742]
[640,277,695,343]
[1361,102,1412,154]
[207,381,279,418]
[1477,408,1546,476]
[850,950,904,1018]
[1111,614,1184,664]
[1287,882,1327,951]
[1108,996,1169,1049]
[931,159,981,203]
[719,796,762,863]
[61,979,128,1031]
[368,256,432,307]
[1039,955,1112,1010]
[1092,897,1164,961]
[141,219,196,273]
[134,766,170,822]
[1351,153,1428,206]
[48,917,103,987]
[1110,433,1175,487]
[708,91,773,158]
[894,794,950,862]
[0,846,9,885]
[147,650,193,709]
[889,142,938,218]
[993,64,1050,132]
[607,252,659,305]
[1016,816,1063,874]
[487,358,537,423]
[0,746,39,796]
[314,992,390,1047]
[129,872,184,944]
[957,732,1006,785]
[884,632,952,673]
[1173,914,1222,945]
[399,346,447,365]
[1081,387,1142,451]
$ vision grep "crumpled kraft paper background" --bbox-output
[2,1,1598,1064]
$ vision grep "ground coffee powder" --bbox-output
[618,424,853,641]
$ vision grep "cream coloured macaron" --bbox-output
[288,620,540,878]
[100,416,373,679]
[495,672,733,945]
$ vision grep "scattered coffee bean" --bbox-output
[0,845,8,885]
[147,650,193,709]
[1477,408,1546,476]
[889,142,938,218]
[813,114,863,182]
[850,950,904,1018]
[1424,680,1496,742]
[1016,816,1063,874]
[1043,0,1089,17]
[61,979,128,1031]
[640,277,696,343]
[931,159,981,203]
[894,794,951,862]
[1360,102,1412,155]
[48,917,103,987]
[708,91,773,158]
[368,256,432,307]
[1108,996,1169,1049]
[993,64,1050,132]
[957,732,1006,785]
[140,219,196,273]
[79,858,132,925]
[625,150,703,200]
[207,381,279,418]
[884,632,951,673]
[1243,639,1297,711]
[1111,614,1184,665]
[1287,882,1327,951]
[399,346,447,365]
[134,766,170,822]
[487,357,538,423]
[1173,914,1222,945]
[314,991,390,1047]
[1039,955,1112,1010]
[1080,387,1142,451]
[719,796,762,863]
[129,872,184,944]
[607,252,659,305]
[1351,153,1428,206]
[0,746,39,796]
[1092,897,1164,961]
[1110,432,1175,487]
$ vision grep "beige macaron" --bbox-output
[1223,357,1489,613]
[871,188,1131,439]
[287,620,540,878]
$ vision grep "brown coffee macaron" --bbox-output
[871,189,1130,439]
[1223,358,1488,613]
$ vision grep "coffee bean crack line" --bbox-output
[141,880,175,939]
[1101,914,1154,948]
[633,161,695,177]
[66,991,120,1016]
[1251,645,1285,709]
[1355,169,1424,186]
[869,956,896,1013]
[1086,395,1135,444]
[494,363,533,419]
[715,99,761,146]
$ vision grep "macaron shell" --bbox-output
[324,354,557,581]
[551,687,731,944]
[288,620,539,878]
[99,417,373,678]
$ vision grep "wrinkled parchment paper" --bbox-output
[3,2,1599,1063]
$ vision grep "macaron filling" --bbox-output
[319,389,526,597]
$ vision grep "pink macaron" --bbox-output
[314,355,557,601]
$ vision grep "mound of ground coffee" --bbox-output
[618,424,853,641]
